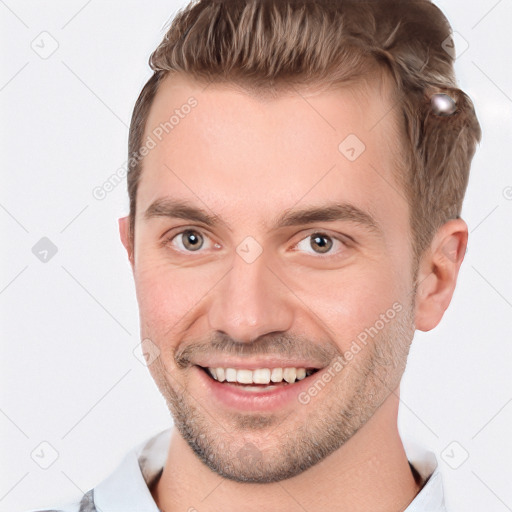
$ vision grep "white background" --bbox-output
[1,1,511,511]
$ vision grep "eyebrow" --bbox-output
[143,197,382,235]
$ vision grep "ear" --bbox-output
[118,216,134,269]
[414,218,468,332]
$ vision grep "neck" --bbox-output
[151,388,421,512]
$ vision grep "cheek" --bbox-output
[289,263,405,349]
[133,259,218,335]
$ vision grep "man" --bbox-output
[28,0,481,510]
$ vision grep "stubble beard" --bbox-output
[147,302,415,483]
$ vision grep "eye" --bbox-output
[165,229,217,253]
[294,232,346,256]
[163,228,348,257]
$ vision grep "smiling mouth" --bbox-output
[196,365,321,387]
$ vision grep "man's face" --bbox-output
[124,73,418,482]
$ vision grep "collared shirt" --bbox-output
[26,427,448,512]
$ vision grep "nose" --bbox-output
[207,249,294,343]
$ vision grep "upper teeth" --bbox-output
[206,367,315,384]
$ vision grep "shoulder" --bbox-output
[21,428,171,512]
[22,489,94,512]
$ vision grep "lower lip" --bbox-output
[194,365,323,412]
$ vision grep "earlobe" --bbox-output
[118,216,134,268]
[414,219,468,332]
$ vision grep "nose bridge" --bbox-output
[207,248,294,342]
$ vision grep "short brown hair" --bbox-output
[127,0,481,261]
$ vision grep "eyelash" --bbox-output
[162,228,349,258]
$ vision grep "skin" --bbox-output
[119,72,467,512]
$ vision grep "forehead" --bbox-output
[136,72,408,234]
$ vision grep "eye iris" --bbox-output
[182,230,203,251]
[311,234,332,254]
